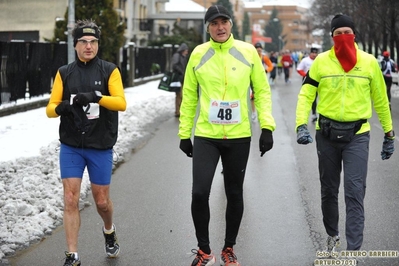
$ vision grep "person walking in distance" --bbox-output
[281,50,293,83]
[380,50,397,110]
[178,5,275,266]
[171,43,189,117]
[251,42,274,121]
[46,19,126,266]
[297,47,319,122]
[295,14,394,256]
[269,51,278,85]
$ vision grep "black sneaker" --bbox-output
[63,252,81,266]
[103,224,120,258]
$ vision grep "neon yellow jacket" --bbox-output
[178,35,276,140]
[296,44,393,134]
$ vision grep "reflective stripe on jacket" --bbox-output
[296,44,393,134]
[178,35,276,140]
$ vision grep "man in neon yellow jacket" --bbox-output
[295,14,394,256]
[178,5,275,266]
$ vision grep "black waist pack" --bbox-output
[319,114,366,143]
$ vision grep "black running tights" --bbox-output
[191,137,250,248]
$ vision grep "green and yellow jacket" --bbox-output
[296,44,393,134]
[178,35,276,140]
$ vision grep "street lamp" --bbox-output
[278,36,282,52]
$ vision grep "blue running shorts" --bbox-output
[59,143,113,185]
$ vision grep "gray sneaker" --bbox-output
[103,224,120,258]
[325,235,341,254]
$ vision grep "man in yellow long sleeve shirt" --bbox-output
[46,19,126,266]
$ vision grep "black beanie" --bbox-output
[330,14,355,35]
[73,26,100,47]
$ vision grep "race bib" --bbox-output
[208,99,241,124]
[70,94,100,120]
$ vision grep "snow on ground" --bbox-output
[0,79,175,261]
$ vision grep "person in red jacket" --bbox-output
[281,50,293,83]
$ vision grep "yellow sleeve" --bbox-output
[46,71,63,118]
[98,68,127,112]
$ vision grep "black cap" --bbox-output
[310,47,319,53]
[330,14,355,35]
[254,42,263,49]
[204,5,231,23]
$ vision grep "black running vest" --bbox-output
[58,57,119,149]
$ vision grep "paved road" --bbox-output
[7,72,399,266]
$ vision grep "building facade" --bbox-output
[245,1,313,52]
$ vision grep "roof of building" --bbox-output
[244,0,310,9]
[165,0,206,12]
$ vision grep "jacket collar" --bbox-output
[210,34,234,50]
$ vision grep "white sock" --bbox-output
[69,252,79,260]
[103,224,115,234]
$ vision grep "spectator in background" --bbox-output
[291,51,299,68]
[380,50,397,109]
[297,47,319,122]
[171,43,189,117]
[269,51,278,85]
[277,52,283,77]
[281,50,293,83]
[252,42,274,121]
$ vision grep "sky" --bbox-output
[0,78,175,262]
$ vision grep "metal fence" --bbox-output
[0,41,175,107]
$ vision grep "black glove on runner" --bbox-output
[296,124,313,144]
[73,91,101,106]
[259,129,273,157]
[55,100,72,116]
[179,139,193,157]
[381,136,395,160]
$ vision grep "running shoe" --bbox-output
[220,247,240,266]
[319,235,341,258]
[63,252,81,266]
[191,249,216,266]
[103,225,120,258]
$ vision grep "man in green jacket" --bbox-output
[295,14,394,256]
[178,4,275,266]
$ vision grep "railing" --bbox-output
[0,41,176,109]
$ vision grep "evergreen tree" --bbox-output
[148,22,203,51]
[242,12,251,42]
[264,8,283,52]
[51,0,125,63]
[214,0,240,40]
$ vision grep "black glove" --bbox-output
[179,139,193,157]
[71,103,90,133]
[55,100,72,116]
[259,129,273,157]
[73,91,101,106]
[381,136,395,160]
[296,124,313,144]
